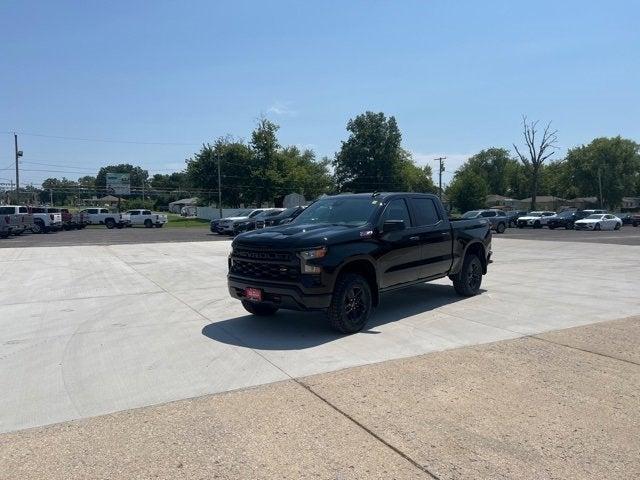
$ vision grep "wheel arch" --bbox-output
[335,257,379,307]
[463,241,487,274]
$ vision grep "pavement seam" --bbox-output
[528,334,640,367]
[295,378,441,480]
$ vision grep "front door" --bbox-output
[408,197,453,279]
[377,199,424,289]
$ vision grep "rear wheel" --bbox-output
[327,273,373,334]
[242,301,278,316]
[496,222,506,234]
[453,254,483,297]
[533,220,541,229]
[31,222,43,234]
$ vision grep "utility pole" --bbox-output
[433,157,446,199]
[14,133,23,203]
[50,188,53,206]
[217,152,222,219]
[598,167,604,209]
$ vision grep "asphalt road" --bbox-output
[0,225,228,248]
[2,223,640,247]
[502,225,640,245]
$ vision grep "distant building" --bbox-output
[567,197,599,210]
[516,196,567,211]
[485,195,517,209]
[621,197,640,211]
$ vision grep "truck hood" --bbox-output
[220,216,248,223]
[233,222,365,249]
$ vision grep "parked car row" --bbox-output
[0,205,169,238]
[460,208,638,233]
[211,206,306,235]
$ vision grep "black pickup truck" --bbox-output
[228,193,492,333]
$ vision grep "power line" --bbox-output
[1,130,200,146]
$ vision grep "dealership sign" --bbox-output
[106,173,130,195]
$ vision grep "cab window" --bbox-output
[410,198,440,226]
[100,209,109,214]
[143,210,151,215]
[19,207,28,213]
[381,199,412,227]
[480,211,496,218]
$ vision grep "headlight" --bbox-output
[298,247,327,274]
[299,247,327,260]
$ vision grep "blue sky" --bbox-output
[1,0,638,187]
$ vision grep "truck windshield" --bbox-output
[293,197,381,227]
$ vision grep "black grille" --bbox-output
[230,258,299,281]
[233,248,292,262]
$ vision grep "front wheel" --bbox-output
[453,254,483,297]
[533,221,541,229]
[242,301,278,316]
[327,273,373,334]
[565,223,573,230]
[496,222,506,234]
[614,223,621,230]
[594,223,601,231]
[144,219,153,228]
[31,222,43,234]
[105,219,116,229]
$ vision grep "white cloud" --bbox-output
[267,101,297,116]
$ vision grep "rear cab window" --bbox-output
[410,198,441,226]
[19,207,28,213]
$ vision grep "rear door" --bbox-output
[377,198,423,288]
[409,197,453,279]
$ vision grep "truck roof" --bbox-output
[323,192,438,201]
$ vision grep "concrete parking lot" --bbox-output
[1,235,639,437]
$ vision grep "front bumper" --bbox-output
[228,275,332,311]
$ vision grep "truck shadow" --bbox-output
[201,283,475,350]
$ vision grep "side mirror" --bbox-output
[382,219,405,233]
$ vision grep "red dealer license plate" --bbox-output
[244,287,262,301]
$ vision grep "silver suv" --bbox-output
[461,209,508,234]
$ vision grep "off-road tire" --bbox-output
[242,301,278,316]
[453,254,483,297]
[327,273,373,334]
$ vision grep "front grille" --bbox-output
[230,259,299,281]
[233,248,292,262]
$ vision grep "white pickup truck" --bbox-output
[126,209,168,228]
[79,208,132,229]
[0,205,35,236]
[29,207,63,233]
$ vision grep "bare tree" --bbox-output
[513,116,558,210]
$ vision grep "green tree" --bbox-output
[446,171,489,212]
[457,148,518,196]
[563,137,640,209]
[333,112,407,192]
[40,177,78,205]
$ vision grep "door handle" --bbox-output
[409,236,420,241]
